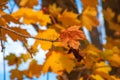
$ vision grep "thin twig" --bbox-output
[50,15,57,24]
[0,26,58,42]
[22,40,33,58]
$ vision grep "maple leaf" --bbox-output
[10,69,23,80]
[20,53,31,62]
[1,27,30,41]
[94,61,111,73]
[60,26,86,49]
[32,29,60,50]
[49,3,62,17]
[81,7,99,30]
[24,60,42,78]
[81,0,98,7]
[82,45,102,67]
[107,54,120,67]
[12,8,51,26]
[19,0,38,8]
[103,8,115,22]
[58,10,81,26]
[5,53,21,66]
[42,51,75,74]
[91,74,104,80]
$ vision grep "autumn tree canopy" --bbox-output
[0,0,120,80]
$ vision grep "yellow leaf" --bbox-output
[91,74,104,80]
[19,0,38,8]
[32,29,59,50]
[107,54,120,67]
[95,61,111,73]
[81,7,99,30]
[42,51,75,74]
[49,3,62,17]
[58,10,81,26]
[94,71,112,80]
[12,8,51,26]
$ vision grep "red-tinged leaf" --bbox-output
[60,25,86,49]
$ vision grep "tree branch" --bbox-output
[22,40,33,58]
[0,26,58,42]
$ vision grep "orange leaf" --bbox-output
[24,60,42,78]
[1,27,30,41]
[10,69,23,80]
[81,0,98,7]
[60,25,86,49]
